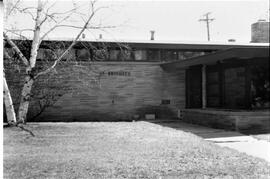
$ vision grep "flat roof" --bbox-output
[8,38,269,51]
[160,46,269,70]
[45,39,270,50]
[41,37,269,45]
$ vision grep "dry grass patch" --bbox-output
[4,122,270,178]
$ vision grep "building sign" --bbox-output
[107,71,131,76]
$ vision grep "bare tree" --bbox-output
[3,0,115,125]
[3,73,17,124]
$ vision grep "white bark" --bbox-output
[29,0,42,68]
[17,0,42,123]
[17,76,34,123]
[3,75,17,124]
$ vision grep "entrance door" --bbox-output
[186,66,202,108]
[224,66,246,108]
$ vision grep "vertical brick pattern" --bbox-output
[5,61,185,121]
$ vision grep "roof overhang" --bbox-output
[6,38,269,51]
[160,47,270,71]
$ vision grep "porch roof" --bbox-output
[160,47,269,70]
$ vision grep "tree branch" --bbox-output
[39,12,74,42]
[45,24,117,30]
[4,30,31,40]
[5,28,34,32]
[35,2,99,78]
[14,6,36,21]
[29,0,43,68]
[3,32,29,66]
[6,0,21,16]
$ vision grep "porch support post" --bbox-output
[202,65,207,109]
[185,68,190,108]
[245,60,252,109]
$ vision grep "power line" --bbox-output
[199,12,215,41]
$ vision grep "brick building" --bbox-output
[4,21,270,132]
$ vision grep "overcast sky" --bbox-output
[5,0,269,43]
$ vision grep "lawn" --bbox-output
[3,122,270,179]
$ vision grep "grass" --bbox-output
[4,122,270,179]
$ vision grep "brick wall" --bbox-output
[181,109,236,130]
[5,61,185,121]
[181,109,270,133]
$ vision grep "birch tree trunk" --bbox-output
[17,0,42,123]
[17,76,34,123]
[3,75,17,124]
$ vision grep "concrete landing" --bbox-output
[206,136,270,162]
[153,121,270,162]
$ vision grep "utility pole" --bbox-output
[199,12,215,41]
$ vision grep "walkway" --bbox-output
[152,120,270,162]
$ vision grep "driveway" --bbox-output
[152,120,270,162]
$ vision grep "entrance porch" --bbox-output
[161,46,270,132]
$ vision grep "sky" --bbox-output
[4,0,270,43]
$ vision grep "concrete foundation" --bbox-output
[181,109,270,133]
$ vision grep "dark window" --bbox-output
[109,49,133,61]
[224,67,246,108]
[93,49,108,61]
[161,50,178,61]
[134,50,147,61]
[147,50,160,61]
[119,49,133,61]
[109,50,119,60]
[250,63,270,109]
[77,48,90,61]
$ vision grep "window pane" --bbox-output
[93,49,108,61]
[134,50,147,60]
[119,50,132,61]
[77,49,90,60]
[161,50,178,61]
[42,48,57,60]
[109,50,119,60]
[171,51,178,60]
[148,50,160,61]
[251,64,270,108]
